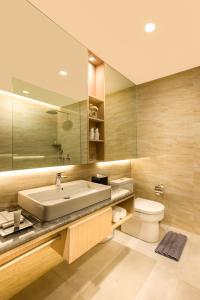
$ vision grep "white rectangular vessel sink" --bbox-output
[18,180,111,221]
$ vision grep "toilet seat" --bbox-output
[135,198,164,215]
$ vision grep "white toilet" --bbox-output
[121,197,165,243]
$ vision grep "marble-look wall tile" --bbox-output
[0,94,12,171]
[105,87,137,161]
[133,67,200,234]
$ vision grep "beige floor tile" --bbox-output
[81,281,128,300]
[82,247,155,300]
[11,270,82,300]
[135,266,200,300]
[134,263,179,300]
[44,282,84,300]
[178,239,200,289]
[173,281,200,300]
[53,241,128,293]
[11,226,200,300]
[113,229,133,245]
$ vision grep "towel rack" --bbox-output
[0,235,60,271]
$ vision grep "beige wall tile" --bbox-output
[133,66,200,234]
[105,87,137,161]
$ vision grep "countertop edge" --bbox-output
[0,194,134,256]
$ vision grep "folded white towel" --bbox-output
[112,209,121,223]
[114,206,127,218]
[112,206,127,223]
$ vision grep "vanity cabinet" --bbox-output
[0,230,66,300]
[0,197,133,299]
[63,207,112,263]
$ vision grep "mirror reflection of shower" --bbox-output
[46,109,73,130]
[47,109,73,165]
[52,141,71,165]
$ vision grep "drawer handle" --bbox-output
[0,235,60,271]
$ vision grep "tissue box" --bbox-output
[91,175,108,185]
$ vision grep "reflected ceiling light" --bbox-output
[144,23,156,33]
[22,90,29,94]
[89,56,96,63]
[59,70,68,76]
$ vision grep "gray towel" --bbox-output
[155,231,174,255]
[155,231,187,261]
[162,232,178,257]
[167,233,187,260]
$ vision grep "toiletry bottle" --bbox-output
[14,209,22,230]
[94,128,100,141]
[90,128,95,140]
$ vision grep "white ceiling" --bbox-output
[29,0,200,84]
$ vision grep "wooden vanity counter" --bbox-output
[0,194,134,300]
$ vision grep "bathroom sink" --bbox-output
[18,180,111,221]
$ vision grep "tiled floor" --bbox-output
[12,225,200,300]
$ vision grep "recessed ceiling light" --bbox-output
[89,56,96,62]
[22,90,29,94]
[145,23,156,33]
[59,70,68,76]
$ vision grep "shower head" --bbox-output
[46,110,58,115]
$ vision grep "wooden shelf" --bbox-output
[88,51,105,162]
[112,213,133,229]
[89,139,104,143]
[88,159,104,163]
[89,95,104,104]
[89,117,104,123]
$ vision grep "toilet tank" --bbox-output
[109,178,134,193]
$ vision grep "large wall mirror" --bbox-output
[0,0,88,171]
[105,64,137,161]
[0,0,137,171]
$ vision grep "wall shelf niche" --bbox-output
[89,96,104,104]
[88,51,105,162]
[89,117,104,123]
[89,140,104,143]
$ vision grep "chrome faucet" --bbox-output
[55,172,68,192]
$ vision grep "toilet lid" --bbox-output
[135,198,165,215]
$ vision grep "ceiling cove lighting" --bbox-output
[0,90,59,110]
[59,70,68,76]
[88,56,96,63]
[144,23,156,33]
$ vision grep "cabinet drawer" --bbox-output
[63,207,112,263]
